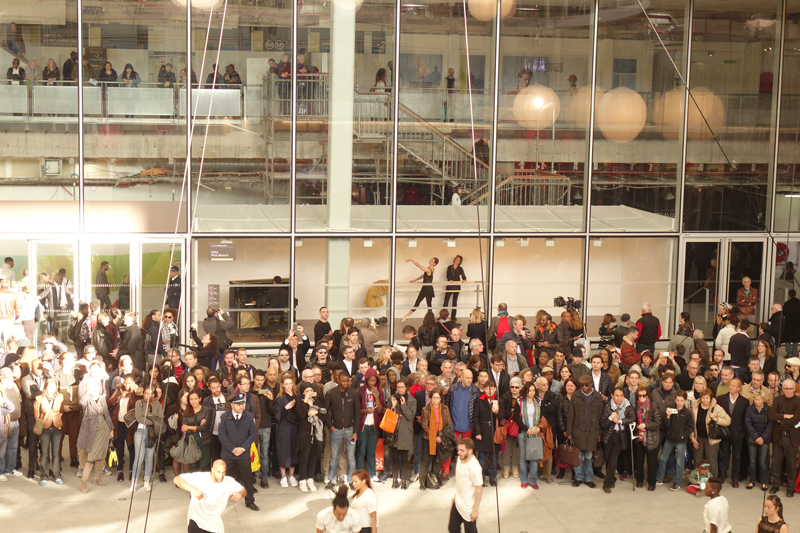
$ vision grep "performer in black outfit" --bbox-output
[442,255,466,321]
[402,257,439,323]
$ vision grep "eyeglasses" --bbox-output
[164,315,174,319]
[509,386,520,389]
[318,350,328,354]
[709,368,720,372]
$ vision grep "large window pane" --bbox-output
[192,238,290,344]
[495,0,592,232]
[774,0,800,232]
[589,0,687,232]
[294,0,395,232]
[0,4,80,233]
[393,3,493,232]
[82,2,188,232]
[683,0,779,231]
[586,237,677,340]
[393,237,489,342]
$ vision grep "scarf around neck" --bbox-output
[522,398,540,436]
[608,397,630,431]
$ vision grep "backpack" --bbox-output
[68,314,85,345]
[496,316,512,339]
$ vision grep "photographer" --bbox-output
[201,307,233,370]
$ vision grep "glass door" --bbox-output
[725,240,765,329]
[681,240,721,337]
[87,242,133,313]
[139,239,184,320]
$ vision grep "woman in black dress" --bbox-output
[275,373,300,488]
[402,257,439,322]
[466,308,487,354]
[473,381,504,486]
[442,255,466,321]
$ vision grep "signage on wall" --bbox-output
[208,284,220,309]
[209,243,236,261]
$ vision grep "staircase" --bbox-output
[354,90,490,198]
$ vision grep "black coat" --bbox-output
[537,390,558,429]
[296,397,329,449]
[770,311,785,345]
[489,369,511,397]
[183,405,214,446]
[119,326,145,371]
[600,401,635,448]
[567,390,604,451]
[472,394,504,454]
[716,393,749,441]
[728,332,751,369]
[556,394,571,438]
[783,297,800,343]
[92,325,114,367]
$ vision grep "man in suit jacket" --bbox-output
[588,354,612,401]
[716,378,749,487]
[218,393,259,511]
[488,354,511,397]
[566,375,604,488]
[728,320,753,377]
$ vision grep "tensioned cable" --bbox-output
[122,2,231,532]
[460,2,498,532]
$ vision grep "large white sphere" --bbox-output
[653,86,724,141]
[570,85,605,130]
[512,84,561,130]
[468,0,516,22]
[595,87,647,143]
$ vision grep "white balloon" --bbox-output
[512,84,561,130]
[468,0,516,22]
[596,87,647,143]
[654,86,725,141]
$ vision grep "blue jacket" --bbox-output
[444,380,480,432]
[745,403,772,444]
[218,409,255,461]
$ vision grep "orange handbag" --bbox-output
[379,409,398,433]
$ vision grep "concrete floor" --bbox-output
[1,467,797,533]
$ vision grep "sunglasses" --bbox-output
[710,368,719,372]
[318,350,328,354]
[509,386,520,389]
[164,315,174,319]
[637,394,647,398]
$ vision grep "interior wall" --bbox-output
[586,237,677,337]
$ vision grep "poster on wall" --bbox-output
[399,52,443,88]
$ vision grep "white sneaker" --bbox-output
[340,474,347,485]
[299,479,308,493]
[143,481,151,492]
[10,470,23,477]
[370,475,383,484]
[280,476,288,488]
[0,474,7,481]
[288,475,298,487]
[411,473,419,482]
[307,479,317,492]
[324,475,330,484]
[129,482,136,492]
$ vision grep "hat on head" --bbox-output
[620,313,631,322]
[786,357,800,367]
[578,375,592,386]
[170,265,179,272]
[720,302,733,311]
[568,74,577,81]
[298,382,315,395]
[231,393,246,404]
[456,184,464,190]
[542,364,554,374]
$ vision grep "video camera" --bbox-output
[554,296,582,314]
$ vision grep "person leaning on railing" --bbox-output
[118,63,141,88]
[42,59,59,86]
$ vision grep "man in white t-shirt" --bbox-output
[315,486,361,533]
[702,477,731,533]
[449,438,483,533]
[174,459,246,533]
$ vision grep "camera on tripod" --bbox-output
[554,296,582,313]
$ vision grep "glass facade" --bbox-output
[1,0,799,348]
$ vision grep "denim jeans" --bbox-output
[787,342,800,361]
[574,450,593,482]
[328,427,356,482]
[656,440,686,483]
[0,421,19,474]
[478,451,497,479]
[39,427,62,481]
[517,434,538,485]
[413,431,424,475]
[659,431,676,477]
[132,427,155,483]
[258,427,271,479]
[748,442,770,484]
[356,424,379,478]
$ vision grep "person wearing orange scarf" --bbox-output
[419,388,452,490]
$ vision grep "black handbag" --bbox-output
[707,419,731,441]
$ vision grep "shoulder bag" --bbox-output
[170,433,202,465]
[707,418,731,441]
[557,438,580,467]
[380,408,398,434]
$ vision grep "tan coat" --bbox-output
[34,393,63,430]
[691,397,731,446]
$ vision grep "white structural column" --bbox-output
[326,239,351,326]
[327,2,356,230]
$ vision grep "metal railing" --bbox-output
[494,171,572,206]
[0,80,243,119]
[263,73,328,117]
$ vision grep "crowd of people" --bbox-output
[2,281,800,532]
